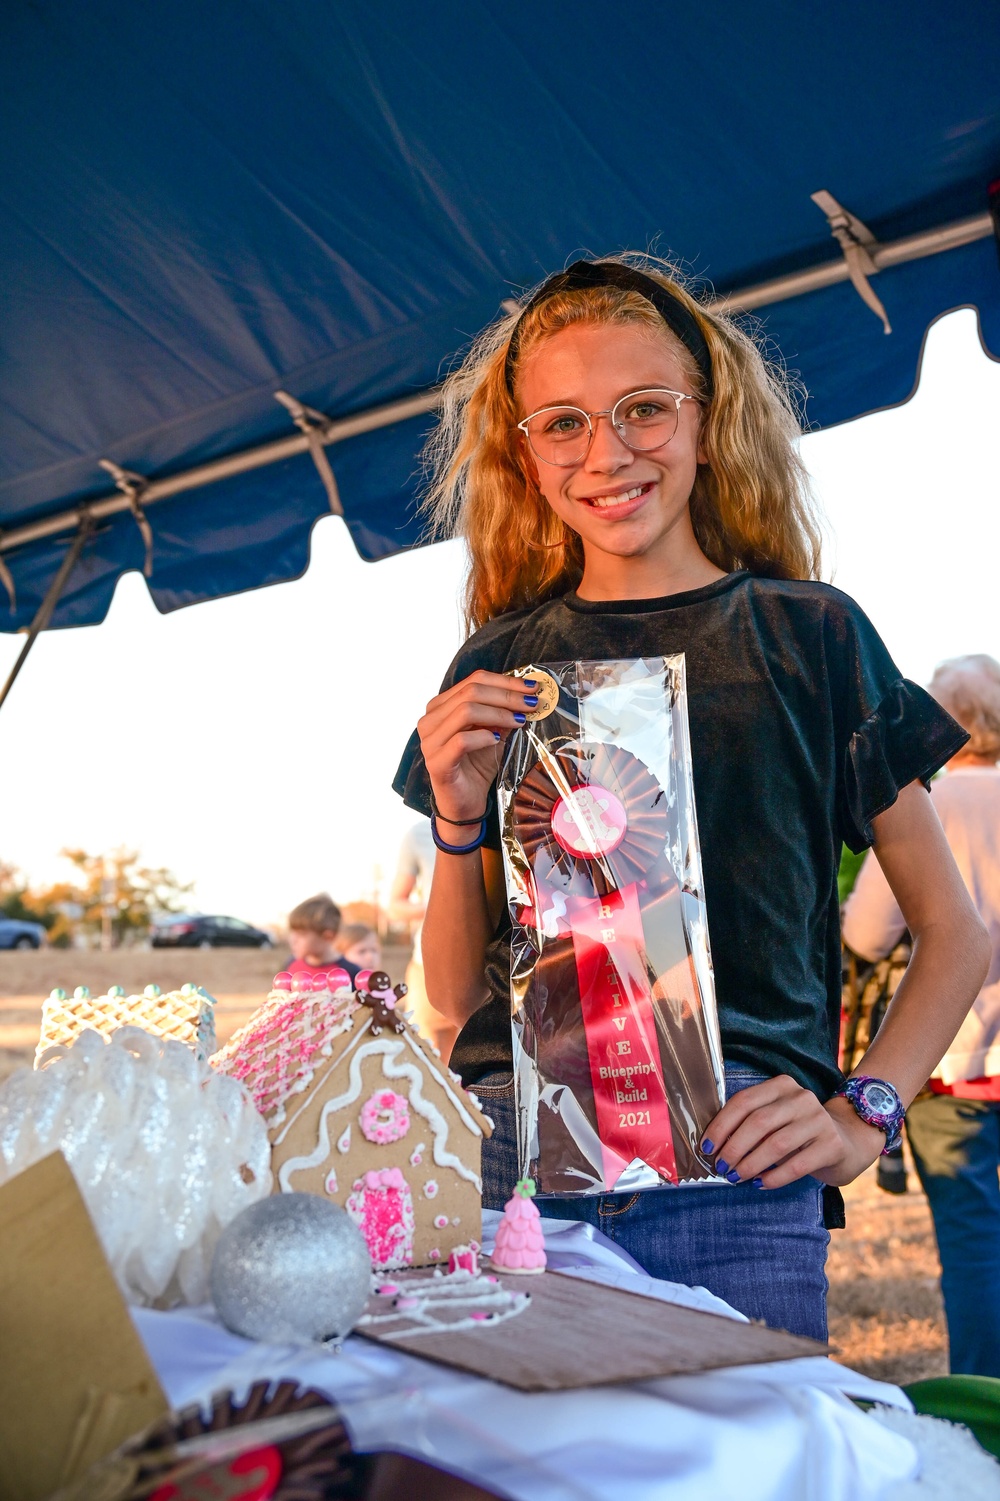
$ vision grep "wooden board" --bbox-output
[356,1269,826,1392]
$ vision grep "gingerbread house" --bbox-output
[212,971,493,1270]
[35,982,217,1065]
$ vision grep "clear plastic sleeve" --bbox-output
[499,656,725,1195]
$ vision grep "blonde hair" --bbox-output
[423,253,822,631]
[288,893,341,935]
[929,655,1000,758]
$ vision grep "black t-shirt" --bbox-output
[393,572,966,1098]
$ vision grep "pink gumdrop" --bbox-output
[291,970,311,989]
[273,972,293,990]
[309,971,330,992]
[470,1311,490,1321]
[377,1283,399,1297]
[354,968,373,993]
[326,967,352,992]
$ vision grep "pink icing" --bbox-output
[212,991,358,1121]
[434,1214,448,1230]
[360,1089,410,1145]
[346,1168,415,1270]
[429,1248,441,1260]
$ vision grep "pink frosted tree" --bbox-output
[491,1177,547,1274]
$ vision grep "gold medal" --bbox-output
[511,666,560,721]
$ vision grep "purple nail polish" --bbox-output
[753,1177,764,1188]
[716,1158,729,1175]
[513,712,526,724]
[726,1169,741,1184]
[701,1139,714,1154]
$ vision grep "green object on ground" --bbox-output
[904,1377,1000,1460]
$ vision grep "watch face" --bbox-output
[860,1080,897,1117]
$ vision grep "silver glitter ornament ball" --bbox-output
[210,1193,371,1343]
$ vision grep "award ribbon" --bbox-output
[569,883,678,1188]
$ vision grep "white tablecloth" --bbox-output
[135,1212,919,1501]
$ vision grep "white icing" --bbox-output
[423,1180,439,1198]
[277,1036,483,1193]
[359,1268,530,1338]
[409,1142,425,1166]
[337,1124,351,1154]
[325,1168,338,1194]
[272,1016,372,1147]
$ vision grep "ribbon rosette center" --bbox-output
[551,784,628,859]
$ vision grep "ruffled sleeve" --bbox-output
[839,677,967,852]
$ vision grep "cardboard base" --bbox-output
[356,1268,826,1392]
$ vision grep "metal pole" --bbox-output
[0,520,91,714]
[0,208,993,564]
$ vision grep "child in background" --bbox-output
[337,922,382,972]
[285,893,360,983]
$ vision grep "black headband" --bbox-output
[503,259,714,401]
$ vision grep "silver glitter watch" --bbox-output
[833,1075,905,1153]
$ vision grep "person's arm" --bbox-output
[417,669,536,1025]
[841,849,908,962]
[703,780,990,1189]
[387,857,420,927]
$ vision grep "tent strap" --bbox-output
[811,191,892,334]
[0,514,94,715]
[99,459,154,576]
[274,390,343,515]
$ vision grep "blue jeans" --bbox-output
[474,1067,829,1341]
[906,1092,1000,1377]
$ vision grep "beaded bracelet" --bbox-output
[430,814,488,855]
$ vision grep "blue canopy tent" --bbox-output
[2,1,999,706]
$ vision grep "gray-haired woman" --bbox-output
[843,654,1000,1376]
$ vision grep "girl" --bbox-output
[393,256,988,1339]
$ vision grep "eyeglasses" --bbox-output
[516,388,700,468]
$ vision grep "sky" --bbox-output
[1,308,997,927]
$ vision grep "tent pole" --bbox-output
[0,519,92,715]
[0,208,992,566]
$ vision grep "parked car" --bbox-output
[0,917,46,950]
[151,915,273,949]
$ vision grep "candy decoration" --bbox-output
[356,970,409,1035]
[359,1088,411,1145]
[211,1194,371,1343]
[491,1178,547,1274]
[448,1243,479,1276]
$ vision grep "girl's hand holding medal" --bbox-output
[418,671,538,836]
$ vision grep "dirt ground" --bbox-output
[0,948,948,1386]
